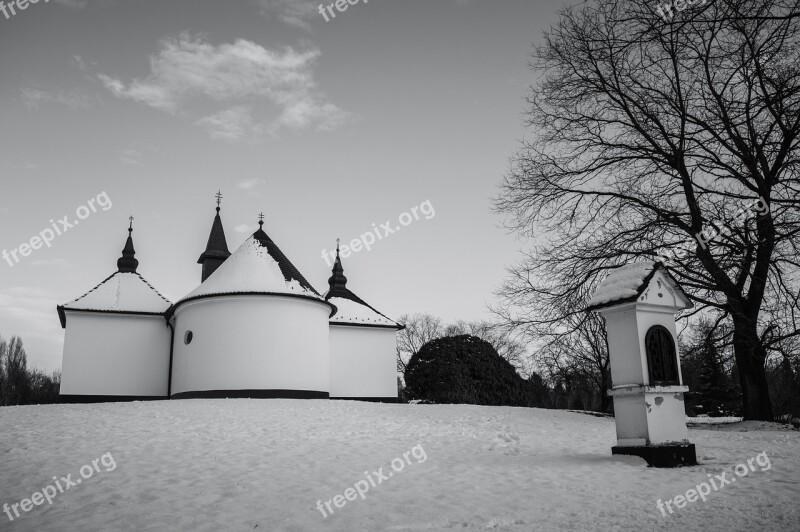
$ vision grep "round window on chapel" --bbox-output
[184,330,193,345]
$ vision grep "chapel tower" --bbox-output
[197,191,231,282]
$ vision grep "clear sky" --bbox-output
[0,0,568,372]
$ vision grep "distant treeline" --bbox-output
[0,335,61,406]
[396,314,800,420]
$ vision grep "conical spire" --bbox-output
[323,239,402,329]
[117,216,139,273]
[327,238,348,297]
[253,212,267,244]
[197,191,231,282]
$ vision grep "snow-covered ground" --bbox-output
[1,400,798,531]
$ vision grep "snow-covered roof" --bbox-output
[322,244,402,329]
[58,272,172,327]
[587,261,691,310]
[326,295,400,328]
[588,262,656,308]
[177,229,325,305]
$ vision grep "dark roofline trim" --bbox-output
[323,244,401,327]
[329,321,406,331]
[325,290,399,326]
[62,271,117,307]
[57,306,167,329]
[131,272,171,304]
[585,262,693,312]
[63,271,171,308]
[197,249,231,262]
[58,270,172,328]
[167,291,336,319]
[252,228,322,297]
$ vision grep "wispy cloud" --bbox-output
[21,87,92,110]
[119,147,144,166]
[255,0,318,31]
[31,258,72,268]
[196,106,259,143]
[98,73,173,112]
[98,33,351,142]
[4,161,39,170]
[236,178,267,197]
[273,97,351,133]
[72,54,90,71]
[237,178,266,191]
[234,224,257,234]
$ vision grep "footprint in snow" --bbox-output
[486,431,521,455]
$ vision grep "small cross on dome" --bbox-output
[128,215,134,232]
[215,190,223,211]
[258,212,265,227]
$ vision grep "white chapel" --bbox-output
[57,196,403,402]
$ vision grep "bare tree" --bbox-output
[0,337,5,405]
[496,0,800,419]
[396,314,531,377]
[0,335,61,406]
[443,320,528,372]
[396,313,444,374]
[542,314,612,412]
[0,335,31,406]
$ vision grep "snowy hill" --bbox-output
[1,401,798,531]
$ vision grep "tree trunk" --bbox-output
[732,318,774,421]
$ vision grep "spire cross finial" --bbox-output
[215,190,222,211]
[258,212,265,227]
[328,236,347,291]
[128,215,134,232]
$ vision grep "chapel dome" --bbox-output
[175,217,327,308]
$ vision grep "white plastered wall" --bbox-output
[170,295,330,395]
[329,325,397,398]
[60,312,171,397]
